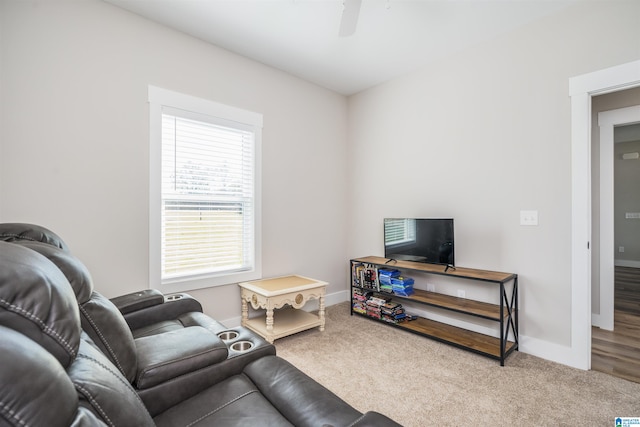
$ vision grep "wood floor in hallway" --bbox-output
[592,266,640,383]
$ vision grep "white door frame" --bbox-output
[569,60,640,370]
[594,106,640,331]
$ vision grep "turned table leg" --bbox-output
[265,305,275,343]
[241,297,248,327]
[266,306,274,332]
[319,294,326,331]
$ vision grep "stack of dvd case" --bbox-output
[365,295,389,319]
[381,301,406,323]
[391,276,415,297]
[352,287,371,315]
[378,268,400,293]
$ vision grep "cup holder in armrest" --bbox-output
[230,341,254,352]
[165,294,184,302]
[217,331,239,342]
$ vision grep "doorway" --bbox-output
[593,104,640,331]
[569,60,640,370]
[591,110,640,382]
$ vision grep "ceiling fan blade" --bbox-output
[339,0,362,37]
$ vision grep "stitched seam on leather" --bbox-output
[0,297,76,358]
[74,383,115,427]
[346,413,366,427]
[0,400,27,426]
[76,353,145,406]
[79,304,127,375]
[137,346,227,385]
[0,233,65,249]
[185,389,258,427]
[0,233,38,242]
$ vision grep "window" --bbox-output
[149,86,262,292]
[384,219,416,246]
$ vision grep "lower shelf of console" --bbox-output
[353,311,516,361]
[244,308,322,343]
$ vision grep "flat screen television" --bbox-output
[384,218,454,267]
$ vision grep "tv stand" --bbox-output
[350,256,518,365]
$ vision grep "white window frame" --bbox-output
[148,86,262,293]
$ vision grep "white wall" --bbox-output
[2,0,639,367]
[347,0,640,364]
[0,0,348,322]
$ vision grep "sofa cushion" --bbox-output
[0,242,80,367]
[153,374,293,427]
[79,291,139,383]
[0,326,86,427]
[69,335,155,427]
[134,326,228,389]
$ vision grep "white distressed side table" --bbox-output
[238,275,327,343]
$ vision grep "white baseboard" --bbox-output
[591,313,614,331]
[518,334,587,370]
[220,289,350,328]
[222,292,591,370]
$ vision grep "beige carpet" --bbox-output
[274,302,640,427]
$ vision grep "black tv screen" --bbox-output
[384,218,454,266]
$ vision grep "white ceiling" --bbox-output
[103,0,578,95]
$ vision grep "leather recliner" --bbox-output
[0,223,275,415]
[0,237,401,426]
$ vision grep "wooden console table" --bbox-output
[350,256,518,365]
[238,275,327,343]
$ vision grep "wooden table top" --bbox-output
[239,275,327,296]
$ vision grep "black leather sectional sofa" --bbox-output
[0,223,400,427]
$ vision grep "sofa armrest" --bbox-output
[135,326,228,390]
[350,412,403,427]
[112,292,204,331]
[243,355,365,427]
[138,325,276,416]
[111,289,165,314]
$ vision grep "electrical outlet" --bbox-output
[619,246,625,253]
[457,289,465,298]
[427,284,435,292]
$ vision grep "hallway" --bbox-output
[592,266,640,383]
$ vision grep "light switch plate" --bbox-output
[520,210,538,226]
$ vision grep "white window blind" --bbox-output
[384,219,416,245]
[149,86,262,292]
[161,111,255,280]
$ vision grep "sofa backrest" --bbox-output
[0,222,68,251]
[0,242,155,427]
[0,325,107,427]
[6,229,139,384]
[0,241,80,366]
[69,335,156,427]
